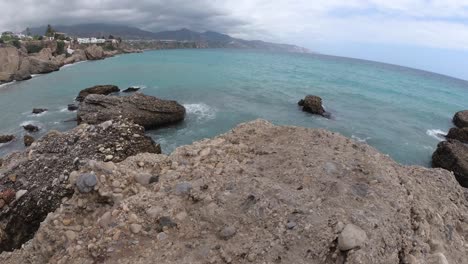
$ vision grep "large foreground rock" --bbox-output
[27,57,60,74]
[432,139,468,187]
[78,93,186,129]
[446,127,468,143]
[1,120,467,263]
[85,45,105,60]
[0,135,14,144]
[453,110,468,128]
[76,85,120,102]
[0,119,161,252]
[0,47,21,83]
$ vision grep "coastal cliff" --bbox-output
[0,120,467,263]
[0,41,141,85]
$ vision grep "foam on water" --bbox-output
[351,135,371,143]
[426,129,447,141]
[0,80,16,89]
[184,103,216,121]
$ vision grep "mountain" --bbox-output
[25,24,310,53]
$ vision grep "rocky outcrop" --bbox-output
[27,57,60,74]
[22,124,39,132]
[0,47,21,83]
[78,93,186,129]
[432,140,468,187]
[446,127,468,143]
[85,45,105,60]
[76,85,120,102]
[23,135,34,147]
[63,50,87,65]
[67,104,78,111]
[0,135,14,144]
[298,95,330,118]
[122,87,140,93]
[453,110,468,128]
[0,119,161,252]
[0,120,467,263]
[32,108,47,114]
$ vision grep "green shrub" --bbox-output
[26,44,43,54]
[0,39,4,44]
[103,43,116,51]
[56,40,65,55]
[12,39,21,48]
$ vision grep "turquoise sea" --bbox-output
[0,49,467,166]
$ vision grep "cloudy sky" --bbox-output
[2,0,468,79]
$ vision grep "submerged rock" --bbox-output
[1,120,467,263]
[432,140,468,187]
[122,87,140,93]
[76,84,120,102]
[77,93,186,129]
[0,135,15,144]
[446,127,468,143]
[0,119,160,252]
[298,95,330,118]
[453,110,468,128]
[22,124,39,132]
[32,108,47,114]
[67,104,78,111]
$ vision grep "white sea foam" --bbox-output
[0,80,16,88]
[60,107,72,112]
[426,129,447,141]
[20,120,42,128]
[351,135,371,143]
[61,61,86,69]
[184,103,216,121]
[28,110,48,117]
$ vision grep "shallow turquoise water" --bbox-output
[0,49,467,166]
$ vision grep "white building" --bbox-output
[77,37,106,44]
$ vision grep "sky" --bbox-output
[1,0,468,80]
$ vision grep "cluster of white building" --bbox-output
[77,37,118,44]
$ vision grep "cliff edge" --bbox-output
[1,120,467,263]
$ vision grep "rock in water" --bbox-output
[32,108,47,114]
[76,85,120,102]
[77,93,186,129]
[23,135,34,147]
[446,127,468,143]
[338,224,367,251]
[453,110,468,128]
[0,135,14,144]
[432,140,468,187]
[0,119,161,252]
[298,95,330,118]
[67,104,78,111]
[122,87,140,93]
[22,124,39,132]
[28,57,60,74]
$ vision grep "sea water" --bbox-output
[0,49,467,166]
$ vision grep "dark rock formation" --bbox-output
[122,87,140,93]
[432,140,468,187]
[453,110,468,128]
[446,127,468,143]
[298,95,330,118]
[23,135,34,147]
[84,45,105,60]
[0,135,15,144]
[76,85,120,102]
[67,104,78,111]
[0,119,161,252]
[32,108,47,114]
[22,124,39,132]
[78,93,186,129]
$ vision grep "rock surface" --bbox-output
[32,108,47,114]
[78,93,186,129]
[453,110,468,128]
[76,85,120,102]
[22,124,39,132]
[67,104,78,111]
[0,47,21,83]
[0,135,15,144]
[23,135,34,147]
[0,119,161,252]
[446,127,468,143]
[432,140,468,187]
[122,87,140,93]
[298,95,330,118]
[1,120,467,263]
[85,45,105,60]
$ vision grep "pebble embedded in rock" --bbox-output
[175,182,192,196]
[428,253,449,264]
[76,173,97,193]
[157,232,168,241]
[135,173,152,185]
[286,221,297,230]
[15,190,28,200]
[219,226,237,240]
[65,230,77,241]
[100,120,113,130]
[338,224,367,251]
[104,155,114,162]
[130,224,142,234]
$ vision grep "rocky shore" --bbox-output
[0,41,141,85]
[0,119,467,263]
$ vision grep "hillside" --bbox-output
[25,24,310,53]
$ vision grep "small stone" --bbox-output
[100,120,113,130]
[219,226,237,240]
[428,253,449,264]
[105,155,114,162]
[129,213,139,223]
[65,230,77,241]
[24,135,35,147]
[338,224,367,251]
[15,190,28,200]
[146,206,163,218]
[76,173,97,193]
[62,219,72,226]
[8,175,17,182]
[247,253,256,262]
[138,162,145,167]
[135,173,152,185]
[286,221,297,230]
[175,182,192,196]
[98,212,112,228]
[0,199,5,209]
[157,232,168,241]
[130,224,142,234]
[112,180,121,188]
